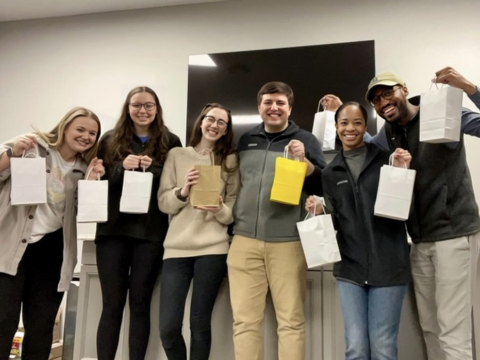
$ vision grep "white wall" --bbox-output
[1,0,479,192]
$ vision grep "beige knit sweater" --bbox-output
[158,147,240,259]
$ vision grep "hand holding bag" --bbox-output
[270,146,308,206]
[10,148,47,205]
[190,150,222,208]
[420,82,463,143]
[312,101,336,151]
[297,201,341,269]
[77,168,108,223]
[374,153,416,221]
[119,166,153,214]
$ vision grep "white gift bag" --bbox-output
[420,86,462,143]
[119,167,153,214]
[374,154,416,221]
[297,201,341,269]
[10,149,47,205]
[77,169,108,223]
[312,101,336,151]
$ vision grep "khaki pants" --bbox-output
[411,233,480,360]
[227,235,307,360]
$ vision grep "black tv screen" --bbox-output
[186,40,375,157]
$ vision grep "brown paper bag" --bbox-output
[190,151,221,207]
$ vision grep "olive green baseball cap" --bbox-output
[365,72,406,101]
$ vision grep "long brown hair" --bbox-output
[35,107,101,164]
[189,103,238,174]
[104,86,170,166]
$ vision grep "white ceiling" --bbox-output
[0,0,229,22]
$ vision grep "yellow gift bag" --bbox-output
[270,146,308,205]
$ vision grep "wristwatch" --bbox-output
[6,148,13,158]
[175,188,188,202]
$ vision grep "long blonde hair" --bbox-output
[35,107,102,164]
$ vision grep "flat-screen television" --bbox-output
[186,40,375,160]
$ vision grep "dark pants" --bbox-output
[96,236,163,360]
[0,229,64,360]
[159,255,227,360]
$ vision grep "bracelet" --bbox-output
[175,188,188,202]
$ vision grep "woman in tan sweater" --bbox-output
[157,103,239,360]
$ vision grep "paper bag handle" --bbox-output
[21,146,40,158]
[128,166,147,172]
[388,153,407,169]
[304,200,326,220]
[85,167,101,180]
[428,77,444,92]
[316,100,327,113]
[283,146,301,162]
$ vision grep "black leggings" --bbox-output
[95,236,163,360]
[159,255,227,360]
[0,229,64,360]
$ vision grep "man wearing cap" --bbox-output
[321,67,480,360]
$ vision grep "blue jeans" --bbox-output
[337,280,408,360]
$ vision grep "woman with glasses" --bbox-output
[0,107,104,360]
[158,103,239,360]
[95,86,182,360]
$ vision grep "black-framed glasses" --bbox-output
[129,102,156,111]
[203,115,228,128]
[370,86,402,106]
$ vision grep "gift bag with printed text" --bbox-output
[297,201,341,269]
[119,167,153,214]
[270,146,308,206]
[77,169,108,223]
[312,101,336,151]
[374,154,416,221]
[10,149,47,205]
[420,86,462,143]
[190,150,221,208]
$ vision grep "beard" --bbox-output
[378,99,408,126]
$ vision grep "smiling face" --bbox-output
[200,107,229,143]
[335,105,367,151]
[128,92,157,132]
[63,116,99,154]
[371,85,409,125]
[258,93,291,133]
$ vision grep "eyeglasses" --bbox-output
[130,102,156,111]
[203,115,228,128]
[370,86,402,106]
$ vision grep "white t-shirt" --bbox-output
[29,150,75,243]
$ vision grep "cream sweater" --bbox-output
[158,147,240,259]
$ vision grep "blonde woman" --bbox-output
[0,107,104,360]
[158,103,239,360]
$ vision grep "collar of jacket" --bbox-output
[249,120,300,139]
[329,142,382,173]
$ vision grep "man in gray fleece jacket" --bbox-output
[227,81,325,360]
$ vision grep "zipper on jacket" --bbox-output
[253,133,286,238]
[253,138,272,239]
[345,162,371,285]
